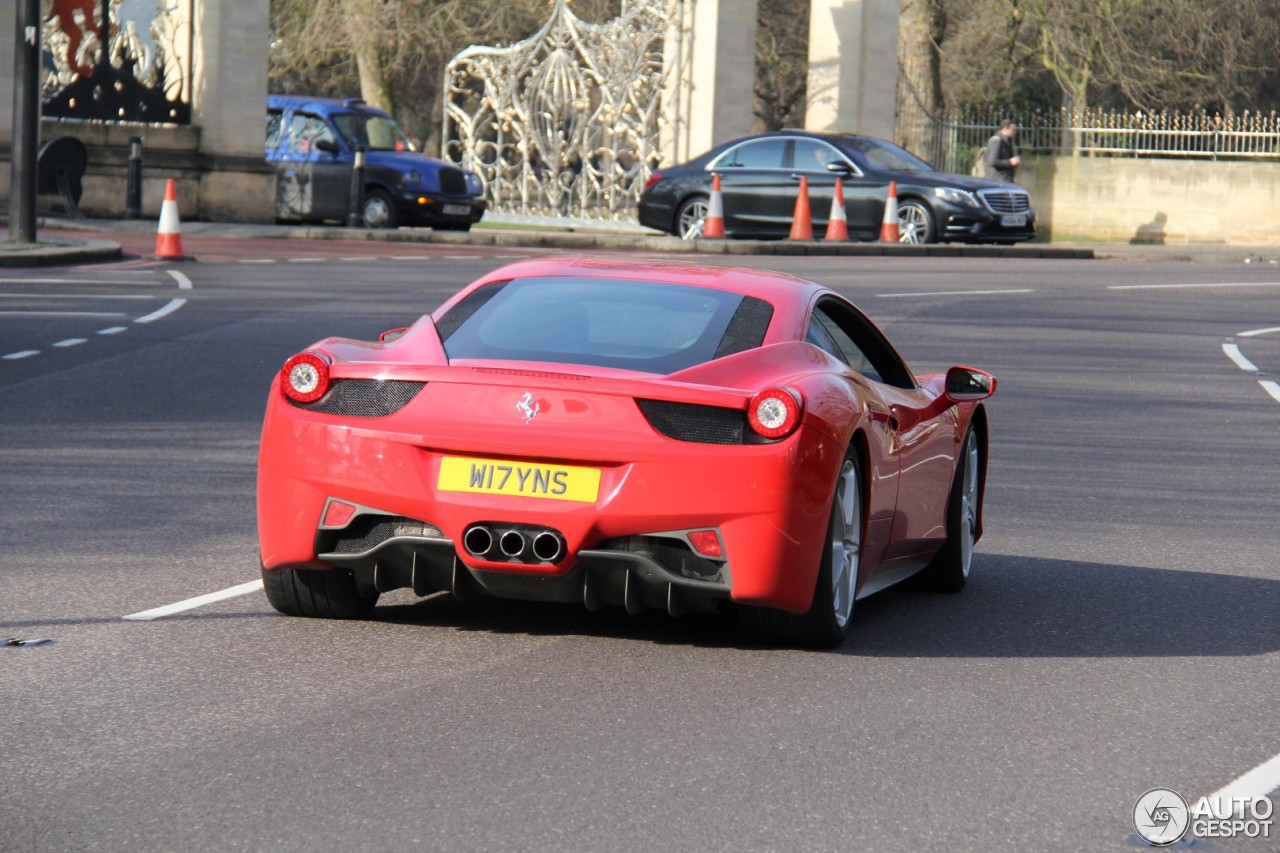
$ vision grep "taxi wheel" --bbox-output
[361,189,398,229]
[262,565,378,619]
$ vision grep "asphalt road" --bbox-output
[1,244,1278,852]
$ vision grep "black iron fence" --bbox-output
[898,98,1280,174]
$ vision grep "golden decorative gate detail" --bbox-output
[442,0,673,224]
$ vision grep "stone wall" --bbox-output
[1019,156,1280,246]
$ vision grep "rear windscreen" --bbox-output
[439,277,772,374]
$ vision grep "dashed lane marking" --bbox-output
[1204,749,1280,817]
[876,288,1035,298]
[2,350,39,360]
[52,338,87,348]
[1110,281,1280,291]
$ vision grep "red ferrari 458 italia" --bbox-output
[257,257,995,647]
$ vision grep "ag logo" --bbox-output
[1134,788,1190,846]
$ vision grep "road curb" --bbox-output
[0,234,123,268]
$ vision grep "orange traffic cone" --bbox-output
[154,179,190,260]
[824,178,849,241]
[702,173,726,239]
[879,180,900,243]
[789,175,813,240]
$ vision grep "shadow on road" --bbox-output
[364,554,1280,657]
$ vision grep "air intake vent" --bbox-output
[636,399,776,445]
[288,379,424,417]
[321,516,444,555]
[596,535,725,583]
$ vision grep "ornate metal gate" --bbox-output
[442,0,675,224]
[41,0,192,123]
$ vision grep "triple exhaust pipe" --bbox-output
[463,524,565,564]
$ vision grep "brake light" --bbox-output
[747,387,802,439]
[687,530,723,558]
[280,352,331,403]
[642,170,665,193]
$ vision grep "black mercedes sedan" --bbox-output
[638,130,1036,244]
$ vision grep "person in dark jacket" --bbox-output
[984,119,1021,182]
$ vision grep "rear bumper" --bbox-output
[257,381,840,614]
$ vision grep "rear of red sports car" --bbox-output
[258,259,853,624]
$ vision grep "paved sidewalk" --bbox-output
[5,216,1280,267]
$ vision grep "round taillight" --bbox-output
[747,387,802,439]
[281,352,330,403]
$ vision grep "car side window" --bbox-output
[792,139,853,174]
[812,299,916,389]
[266,110,283,150]
[288,113,334,154]
[722,139,787,170]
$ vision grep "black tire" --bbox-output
[918,428,981,592]
[897,199,936,244]
[675,195,709,240]
[262,565,378,619]
[434,222,472,232]
[361,189,398,229]
[740,449,862,648]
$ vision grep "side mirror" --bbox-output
[379,327,409,343]
[315,138,340,155]
[944,366,997,401]
[826,161,854,174]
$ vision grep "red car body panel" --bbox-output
[257,256,990,617]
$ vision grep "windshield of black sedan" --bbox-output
[840,136,934,172]
[440,277,769,373]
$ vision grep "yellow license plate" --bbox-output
[437,456,601,503]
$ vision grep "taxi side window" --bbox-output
[266,110,283,149]
[289,114,334,153]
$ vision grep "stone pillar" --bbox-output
[0,3,16,147]
[190,0,274,221]
[805,0,900,139]
[662,0,758,165]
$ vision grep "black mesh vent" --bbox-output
[714,296,774,359]
[979,190,1030,213]
[440,168,468,195]
[598,535,724,583]
[635,399,777,445]
[289,380,424,417]
[322,516,444,555]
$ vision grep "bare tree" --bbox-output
[898,0,946,153]
[754,0,810,130]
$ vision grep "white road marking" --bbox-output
[1260,380,1280,403]
[340,256,378,261]
[1109,281,1280,291]
[167,270,193,290]
[1222,343,1260,373]
[0,277,164,285]
[288,258,325,263]
[2,350,40,360]
[97,326,128,335]
[1238,326,1280,338]
[1204,749,1280,817]
[0,292,156,300]
[134,298,187,324]
[52,338,87,348]
[876,288,1035,298]
[238,259,277,264]
[122,580,265,621]
[390,255,429,260]
[0,310,126,318]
